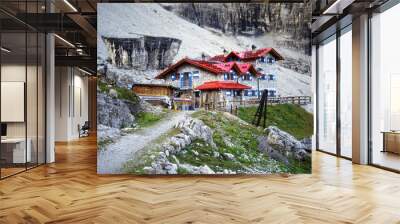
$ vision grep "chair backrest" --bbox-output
[82,121,90,129]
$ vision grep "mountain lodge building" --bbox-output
[152,47,284,110]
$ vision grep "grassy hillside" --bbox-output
[178,111,310,174]
[98,79,139,103]
[177,111,286,173]
[237,104,313,140]
[136,112,165,128]
[123,110,312,174]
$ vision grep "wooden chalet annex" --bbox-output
[132,83,177,107]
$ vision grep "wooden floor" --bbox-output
[1,136,400,224]
[372,150,400,171]
[1,167,26,178]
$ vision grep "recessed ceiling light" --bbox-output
[322,0,355,15]
[78,68,92,76]
[1,47,11,53]
[63,0,78,12]
[54,34,75,48]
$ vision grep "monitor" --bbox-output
[1,123,7,137]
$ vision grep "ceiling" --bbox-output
[0,0,100,73]
[311,0,391,43]
[2,0,344,73]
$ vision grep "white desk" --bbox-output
[1,138,31,163]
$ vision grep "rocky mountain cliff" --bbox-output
[103,36,181,70]
[97,3,312,96]
[162,2,311,55]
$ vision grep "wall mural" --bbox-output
[97,3,313,175]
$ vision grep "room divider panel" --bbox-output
[0,1,46,179]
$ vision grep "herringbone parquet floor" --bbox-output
[1,136,400,224]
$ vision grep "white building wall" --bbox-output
[252,53,279,96]
[163,64,220,89]
[161,59,280,98]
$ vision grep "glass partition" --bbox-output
[317,36,337,154]
[27,31,38,169]
[339,27,352,158]
[1,31,28,177]
[38,32,45,165]
[370,3,400,171]
[0,2,46,179]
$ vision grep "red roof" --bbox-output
[155,58,259,79]
[155,58,223,79]
[213,62,258,75]
[195,81,252,91]
[209,48,284,62]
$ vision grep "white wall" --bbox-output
[55,66,69,141]
[72,72,89,138]
[54,67,89,141]
[1,65,26,136]
[1,65,41,137]
[46,33,55,163]
[1,63,46,164]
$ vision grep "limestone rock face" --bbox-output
[258,126,311,163]
[164,3,310,36]
[161,3,312,75]
[300,138,312,152]
[281,57,311,75]
[102,36,181,70]
[163,3,311,55]
[97,92,136,129]
[174,118,216,148]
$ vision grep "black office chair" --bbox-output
[79,121,90,138]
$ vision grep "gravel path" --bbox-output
[98,111,188,174]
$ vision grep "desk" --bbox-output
[1,138,31,163]
[382,131,400,154]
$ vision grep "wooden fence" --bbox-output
[244,96,312,106]
[204,96,312,115]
